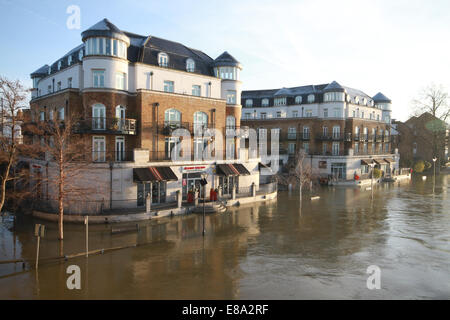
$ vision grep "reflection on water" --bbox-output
[1,175,449,299]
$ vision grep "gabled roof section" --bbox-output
[324,81,345,92]
[213,51,242,69]
[373,92,392,103]
[81,18,130,44]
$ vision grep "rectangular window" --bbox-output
[323,108,328,118]
[352,110,356,117]
[323,143,327,155]
[288,143,296,154]
[115,72,126,90]
[261,112,267,119]
[92,136,106,162]
[93,70,105,88]
[332,142,340,156]
[385,143,389,153]
[245,113,251,119]
[303,126,310,139]
[68,78,72,88]
[303,142,309,154]
[39,111,45,121]
[276,111,281,118]
[48,85,51,94]
[363,143,368,154]
[164,80,174,93]
[49,110,53,121]
[57,81,61,91]
[334,109,340,118]
[323,126,328,136]
[332,126,340,139]
[226,90,236,104]
[192,85,201,96]
[305,109,312,117]
[292,110,298,118]
[58,107,65,121]
[355,142,359,154]
[274,97,286,106]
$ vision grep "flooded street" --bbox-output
[1,175,449,299]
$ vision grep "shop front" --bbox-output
[133,166,178,207]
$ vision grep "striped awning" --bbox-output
[361,159,373,165]
[232,163,250,175]
[374,159,388,165]
[133,167,178,182]
[384,158,395,163]
[216,164,238,176]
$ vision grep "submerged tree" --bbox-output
[278,148,314,202]
[412,83,449,121]
[0,76,32,214]
[34,115,91,240]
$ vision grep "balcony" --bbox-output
[287,133,297,140]
[158,121,215,136]
[91,151,134,163]
[345,133,352,142]
[332,133,343,141]
[354,134,360,141]
[149,149,239,162]
[316,135,332,141]
[301,133,310,141]
[74,117,137,135]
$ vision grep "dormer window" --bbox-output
[245,99,253,107]
[68,55,72,65]
[261,98,269,107]
[295,96,302,104]
[362,98,367,105]
[274,97,286,106]
[78,49,83,60]
[346,95,351,103]
[186,58,195,72]
[355,96,360,104]
[48,67,51,75]
[307,94,315,103]
[158,52,169,67]
[57,61,62,71]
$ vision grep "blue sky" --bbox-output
[1,0,449,121]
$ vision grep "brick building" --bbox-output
[391,112,449,168]
[24,19,261,213]
[241,82,400,181]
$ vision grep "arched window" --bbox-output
[186,58,195,72]
[261,98,269,107]
[158,52,169,67]
[58,61,62,71]
[193,111,208,133]
[245,99,253,107]
[92,104,106,130]
[295,96,302,104]
[68,55,72,66]
[307,94,315,103]
[78,49,84,61]
[164,109,181,125]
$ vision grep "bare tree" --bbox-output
[278,148,314,202]
[0,76,30,213]
[34,114,92,240]
[412,83,449,121]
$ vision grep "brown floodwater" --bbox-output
[0,175,449,299]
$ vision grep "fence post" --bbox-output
[194,189,199,206]
[251,182,256,197]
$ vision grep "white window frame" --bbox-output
[158,52,169,67]
[164,80,174,93]
[92,69,105,88]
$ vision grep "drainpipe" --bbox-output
[153,102,159,157]
[109,162,113,209]
[150,71,153,90]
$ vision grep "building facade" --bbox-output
[392,112,449,168]
[241,81,399,181]
[25,19,261,213]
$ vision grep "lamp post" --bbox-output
[370,163,375,200]
[200,173,208,236]
[432,157,437,192]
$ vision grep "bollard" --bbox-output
[146,192,151,214]
[232,184,236,200]
[251,182,256,197]
[194,190,199,206]
[176,190,182,209]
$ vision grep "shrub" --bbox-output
[424,161,432,170]
[413,160,425,173]
[372,168,382,179]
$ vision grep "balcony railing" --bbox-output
[287,133,297,140]
[354,134,360,141]
[301,133,310,140]
[316,135,332,141]
[332,133,342,141]
[74,117,137,135]
[158,121,215,136]
[91,151,134,163]
[149,149,239,162]
[345,133,352,142]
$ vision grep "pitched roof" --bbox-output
[373,92,391,103]
[213,51,241,68]
[81,18,130,44]
[324,80,345,92]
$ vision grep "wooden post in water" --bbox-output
[84,216,89,258]
[34,224,45,270]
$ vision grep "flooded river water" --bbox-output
[1,175,449,299]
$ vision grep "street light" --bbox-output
[200,173,208,236]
